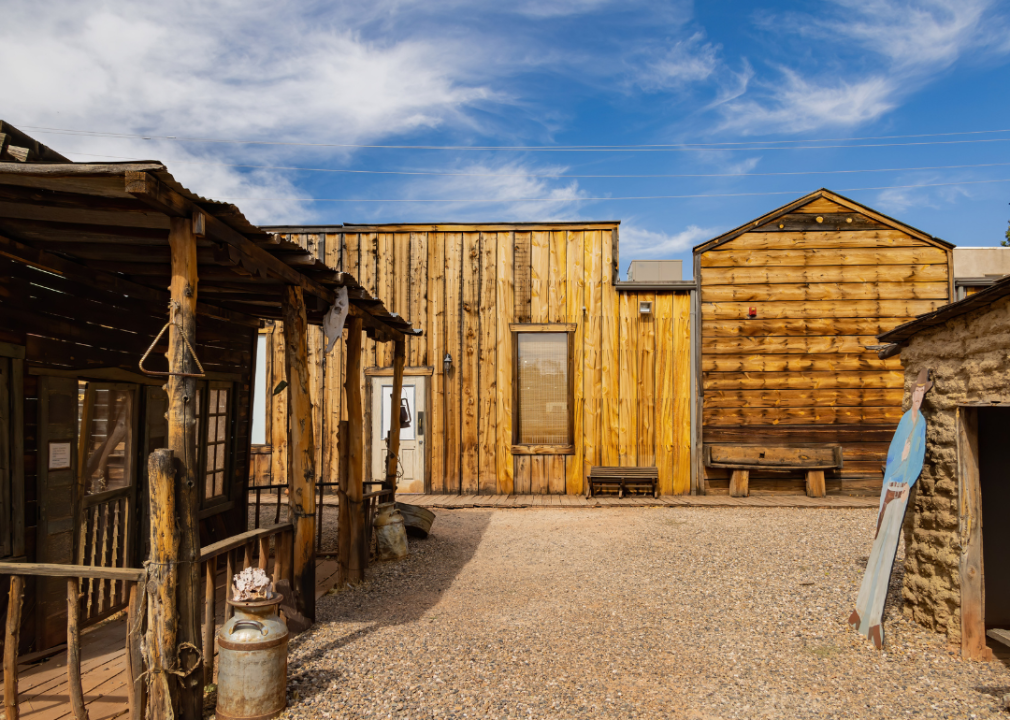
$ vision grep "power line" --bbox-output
[21,124,1010,152]
[60,150,1010,180]
[211,177,1010,203]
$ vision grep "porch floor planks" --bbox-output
[13,557,342,720]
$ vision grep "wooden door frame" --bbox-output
[957,405,992,660]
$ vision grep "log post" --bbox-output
[167,215,202,720]
[202,558,216,686]
[336,420,350,586]
[385,339,406,503]
[343,317,365,585]
[283,285,317,621]
[126,582,146,720]
[67,579,89,720]
[4,575,24,720]
[145,449,179,720]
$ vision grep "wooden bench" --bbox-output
[704,444,843,498]
[588,466,659,498]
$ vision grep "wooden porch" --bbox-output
[7,558,341,720]
[400,493,878,509]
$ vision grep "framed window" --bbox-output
[511,324,575,453]
[195,380,233,504]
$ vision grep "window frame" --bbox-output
[510,324,577,455]
[197,380,235,508]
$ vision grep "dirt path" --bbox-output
[282,508,1010,719]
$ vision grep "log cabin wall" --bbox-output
[261,225,693,495]
[695,190,954,495]
[0,248,257,655]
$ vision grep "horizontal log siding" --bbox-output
[265,228,692,495]
[698,197,951,495]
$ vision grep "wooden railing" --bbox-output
[249,481,392,553]
[197,522,293,686]
[2,563,146,720]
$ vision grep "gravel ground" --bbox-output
[275,507,1010,720]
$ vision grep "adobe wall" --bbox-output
[898,292,1010,643]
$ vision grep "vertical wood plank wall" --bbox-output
[263,225,692,495]
[697,195,952,494]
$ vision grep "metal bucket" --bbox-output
[216,594,289,720]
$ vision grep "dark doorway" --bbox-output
[979,407,1010,628]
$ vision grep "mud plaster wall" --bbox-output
[898,292,1010,644]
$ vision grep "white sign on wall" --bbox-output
[49,441,72,470]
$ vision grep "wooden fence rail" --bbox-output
[1,563,146,720]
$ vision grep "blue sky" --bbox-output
[3,0,1009,277]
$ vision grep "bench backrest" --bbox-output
[705,444,843,470]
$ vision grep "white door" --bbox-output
[371,377,426,494]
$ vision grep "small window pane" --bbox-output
[217,390,229,413]
[517,333,570,445]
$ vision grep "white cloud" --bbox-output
[620,224,717,257]
[636,33,720,91]
[719,0,1010,134]
[719,70,896,134]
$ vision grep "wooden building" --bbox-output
[258,224,695,496]
[877,275,1010,660]
[693,189,954,496]
[0,122,416,717]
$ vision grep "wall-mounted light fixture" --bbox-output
[443,352,453,375]
[639,301,653,315]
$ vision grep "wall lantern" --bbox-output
[639,301,653,315]
[443,352,453,375]
[748,306,757,319]
[399,398,412,428]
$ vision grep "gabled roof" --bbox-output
[877,273,1010,345]
[693,188,954,254]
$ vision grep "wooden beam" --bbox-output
[283,285,317,621]
[145,449,179,720]
[66,579,88,720]
[166,217,203,720]
[385,340,406,500]
[342,317,366,585]
[4,575,23,720]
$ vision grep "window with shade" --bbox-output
[515,332,572,446]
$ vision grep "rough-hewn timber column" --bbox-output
[342,317,365,585]
[283,285,317,621]
[167,216,202,720]
[385,339,406,502]
[145,449,178,720]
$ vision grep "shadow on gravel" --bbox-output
[286,510,493,696]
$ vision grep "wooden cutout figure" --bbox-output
[849,368,933,649]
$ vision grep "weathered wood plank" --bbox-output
[530,456,549,494]
[461,232,480,494]
[444,233,462,494]
[583,230,602,484]
[600,230,619,468]
[496,232,515,495]
[700,246,947,267]
[703,352,900,373]
[637,292,655,467]
[514,455,531,494]
[793,198,851,214]
[514,232,532,322]
[719,229,922,250]
[531,231,550,324]
[702,370,905,390]
[703,406,902,426]
[410,232,428,366]
[702,281,948,303]
[429,233,446,493]
[478,232,497,495]
[700,263,949,286]
[375,233,393,367]
[547,455,566,494]
[702,299,943,320]
[703,335,882,355]
[702,317,913,338]
[4,575,23,720]
[549,231,567,324]
[753,212,887,232]
[703,424,899,444]
[705,388,904,408]
[618,292,637,467]
[654,295,674,495]
[672,293,692,495]
[566,231,585,495]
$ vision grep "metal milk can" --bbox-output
[216,593,289,720]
